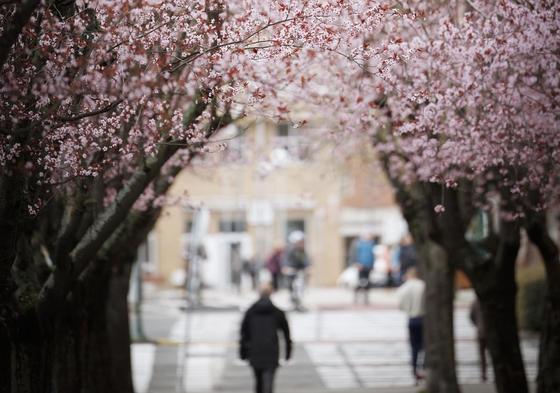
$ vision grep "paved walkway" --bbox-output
[130,287,538,393]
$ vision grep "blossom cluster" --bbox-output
[383,1,560,210]
[1,0,402,211]
[3,0,557,214]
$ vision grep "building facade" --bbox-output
[148,120,407,288]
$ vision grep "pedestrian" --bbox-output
[350,233,375,304]
[243,257,258,290]
[282,231,310,311]
[266,245,284,291]
[372,235,394,288]
[470,298,487,382]
[398,234,418,284]
[390,244,402,286]
[396,267,425,384]
[240,283,292,393]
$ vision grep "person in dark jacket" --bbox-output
[398,234,418,284]
[282,231,310,311]
[240,283,292,393]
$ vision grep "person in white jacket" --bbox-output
[396,267,425,384]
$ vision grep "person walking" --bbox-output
[372,235,394,287]
[242,257,258,290]
[240,283,292,393]
[282,231,310,311]
[398,234,418,284]
[266,245,284,291]
[396,267,425,384]
[351,233,376,304]
[470,298,488,382]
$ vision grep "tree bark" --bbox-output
[420,241,460,393]
[8,303,115,393]
[0,174,24,393]
[7,257,118,393]
[474,241,528,393]
[478,284,528,393]
[475,243,528,393]
[9,316,43,393]
[106,263,134,393]
[50,307,113,393]
[435,188,528,393]
[525,214,560,393]
[0,321,9,393]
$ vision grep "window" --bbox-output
[344,236,359,267]
[277,122,292,137]
[137,232,158,273]
[286,219,305,239]
[219,219,247,233]
[274,122,310,161]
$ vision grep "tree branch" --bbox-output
[37,98,207,319]
[69,101,206,273]
[0,0,41,69]
[78,111,233,287]
[56,99,124,122]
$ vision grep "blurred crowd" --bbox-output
[338,233,418,304]
[179,230,419,311]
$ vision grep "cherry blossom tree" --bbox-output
[3,1,557,392]
[0,1,406,392]
[360,2,559,392]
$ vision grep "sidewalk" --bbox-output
[142,285,477,313]
[132,286,535,393]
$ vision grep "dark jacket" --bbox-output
[240,297,292,369]
[399,245,417,274]
[282,245,310,270]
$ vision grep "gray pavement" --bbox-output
[131,287,538,393]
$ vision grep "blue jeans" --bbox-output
[408,317,423,376]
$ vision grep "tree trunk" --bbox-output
[9,317,43,393]
[418,240,461,393]
[537,279,560,393]
[106,263,134,393]
[465,226,528,393]
[0,173,26,393]
[50,311,113,393]
[387,180,461,393]
[8,269,119,393]
[525,214,560,393]
[0,321,10,393]
[478,284,528,393]
[431,186,528,393]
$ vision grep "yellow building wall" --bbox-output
[152,120,400,286]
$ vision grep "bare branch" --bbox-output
[56,99,124,122]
